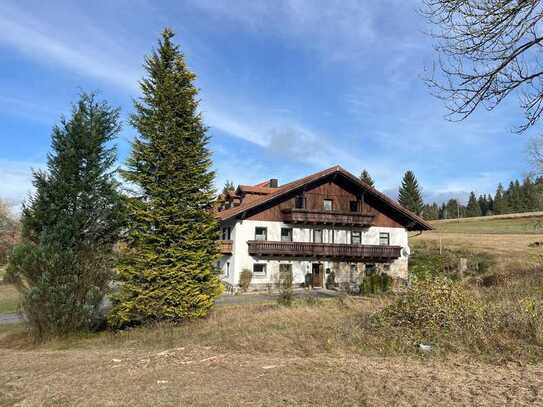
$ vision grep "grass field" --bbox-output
[1,214,543,405]
[431,213,543,235]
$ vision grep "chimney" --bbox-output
[269,178,279,188]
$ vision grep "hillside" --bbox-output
[430,211,543,234]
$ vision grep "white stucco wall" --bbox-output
[219,219,410,290]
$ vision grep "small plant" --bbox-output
[239,269,252,292]
[325,270,336,289]
[277,268,293,306]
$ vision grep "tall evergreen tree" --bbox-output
[422,202,439,220]
[477,194,488,216]
[359,169,375,187]
[466,192,482,217]
[222,180,235,195]
[6,94,124,339]
[494,183,507,214]
[398,170,424,215]
[108,29,222,329]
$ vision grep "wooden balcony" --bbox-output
[219,240,233,254]
[281,208,375,226]
[247,240,401,260]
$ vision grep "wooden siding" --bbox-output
[244,176,403,228]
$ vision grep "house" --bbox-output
[216,165,431,291]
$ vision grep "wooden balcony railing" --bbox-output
[247,240,401,260]
[281,208,375,226]
[219,240,233,254]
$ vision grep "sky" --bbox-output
[0,0,538,211]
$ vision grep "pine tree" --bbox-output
[359,169,375,187]
[6,94,124,339]
[108,29,222,329]
[422,202,439,220]
[445,199,461,219]
[222,180,235,195]
[494,183,508,214]
[398,170,424,215]
[466,192,481,217]
[477,194,488,216]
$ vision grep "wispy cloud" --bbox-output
[0,159,44,211]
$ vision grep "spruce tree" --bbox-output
[398,170,424,215]
[359,169,375,187]
[6,93,124,339]
[222,180,235,195]
[108,29,222,329]
[466,192,481,217]
[494,183,508,214]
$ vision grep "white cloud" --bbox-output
[0,159,43,211]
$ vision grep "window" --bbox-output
[221,227,231,240]
[383,264,391,272]
[225,262,230,277]
[366,264,376,275]
[323,199,333,211]
[350,200,359,212]
[351,231,362,245]
[279,263,292,284]
[329,229,335,243]
[281,227,292,242]
[313,229,323,243]
[255,227,267,241]
[295,195,305,209]
[253,263,267,276]
[379,232,390,246]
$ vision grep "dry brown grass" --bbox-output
[0,283,19,314]
[1,297,543,406]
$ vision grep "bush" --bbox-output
[376,277,484,333]
[277,267,293,306]
[360,273,392,296]
[239,269,252,292]
[325,270,336,289]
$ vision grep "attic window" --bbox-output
[295,195,305,209]
[323,199,333,211]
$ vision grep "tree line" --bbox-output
[5,29,221,340]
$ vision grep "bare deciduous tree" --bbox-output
[423,0,543,132]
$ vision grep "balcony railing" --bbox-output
[247,240,401,260]
[219,240,233,254]
[281,208,375,226]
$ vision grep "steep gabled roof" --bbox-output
[217,165,432,231]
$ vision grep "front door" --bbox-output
[312,263,324,288]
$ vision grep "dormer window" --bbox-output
[323,199,333,211]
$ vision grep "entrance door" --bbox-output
[312,263,324,288]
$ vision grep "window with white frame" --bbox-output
[351,231,362,245]
[253,263,267,277]
[281,227,293,242]
[255,227,267,241]
[323,199,333,211]
[225,262,230,277]
[379,232,390,246]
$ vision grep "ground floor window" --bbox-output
[253,263,267,277]
[365,263,376,275]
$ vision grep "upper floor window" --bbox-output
[379,232,390,246]
[323,199,333,211]
[221,227,231,240]
[255,227,267,241]
[281,227,293,242]
[313,229,323,243]
[351,231,362,245]
[350,200,359,212]
[295,195,305,209]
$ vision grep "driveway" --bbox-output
[0,289,342,325]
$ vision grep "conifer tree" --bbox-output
[398,170,424,215]
[466,192,481,217]
[222,180,235,195]
[6,94,124,339]
[108,29,222,329]
[359,169,375,187]
[477,194,488,216]
[493,184,506,214]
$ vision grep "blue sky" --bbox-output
[0,0,537,210]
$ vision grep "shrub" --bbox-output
[325,270,336,289]
[374,277,485,334]
[239,269,252,292]
[277,267,293,306]
[360,273,392,296]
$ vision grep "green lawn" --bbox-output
[431,215,543,234]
